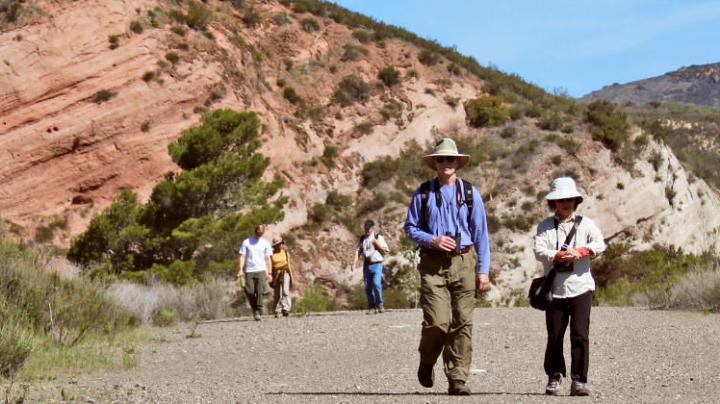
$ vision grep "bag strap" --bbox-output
[419,178,474,233]
[554,215,583,251]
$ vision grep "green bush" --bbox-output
[242,6,261,27]
[141,71,155,82]
[377,66,400,87]
[352,30,372,43]
[165,52,180,65]
[538,111,563,131]
[129,20,143,34]
[333,75,370,106]
[186,0,212,30]
[464,96,511,128]
[0,319,33,379]
[283,86,302,105]
[92,89,117,104]
[340,43,367,62]
[293,283,329,313]
[353,121,374,135]
[320,144,338,167]
[108,35,119,49]
[301,17,320,32]
[418,49,440,66]
[585,100,629,152]
[500,126,516,138]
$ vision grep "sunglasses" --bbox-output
[555,198,577,203]
[434,156,457,163]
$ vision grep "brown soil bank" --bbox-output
[26,307,719,403]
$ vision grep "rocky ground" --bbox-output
[25,307,720,403]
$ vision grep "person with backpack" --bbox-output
[403,138,491,396]
[237,224,273,321]
[533,177,606,396]
[352,219,389,314]
[270,237,293,318]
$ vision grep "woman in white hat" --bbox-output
[533,177,606,396]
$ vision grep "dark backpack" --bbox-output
[418,178,474,232]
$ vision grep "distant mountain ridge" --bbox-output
[582,62,720,107]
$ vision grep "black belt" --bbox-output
[420,246,471,257]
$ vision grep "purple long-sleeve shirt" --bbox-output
[404,179,491,275]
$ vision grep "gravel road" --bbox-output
[27,307,720,403]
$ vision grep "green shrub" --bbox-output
[418,49,440,66]
[165,52,180,65]
[171,25,186,36]
[525,104,543,118]
[340,43,368,62]
[92,89,117,104]
[550,155,562,166]
[320,144,338,167]
[500,126,516,139]
[352,29,372,43]
[141,71,155,82]
[561,124,575,133]
[293,283,329,313]
[0,319,33,379]
[283,86,302,105]
[538,111,563,131]
[129,20,143,34]
[333,75,370,106]
[152,309,177,326]
[353,121,374,135]
[108,35,119,49]
[325,190,352,210]
[242,6,261,27]
[447,63,461,75]
[377,66,400,87]
[585,100,629,152]
[140,121,150,132]
[464,96,511,128]
[301,17,320,32]
[186,0,212,30]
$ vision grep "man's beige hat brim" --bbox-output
[423,138,470,170]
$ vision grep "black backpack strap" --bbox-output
[419,179,441,232]
[556,215,583,251]
[459,178,474,226]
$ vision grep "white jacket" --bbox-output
[533,213,606,298]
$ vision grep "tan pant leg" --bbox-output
[443,251,477,382]
[418,254,452,365]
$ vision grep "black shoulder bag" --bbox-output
[528,215,583,311]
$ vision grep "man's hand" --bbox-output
[431,235,456,252]
[476,273,490,296]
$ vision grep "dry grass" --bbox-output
[667,265,720,313]
[106,278,236,325]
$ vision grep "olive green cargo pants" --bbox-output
[418,250,477,383]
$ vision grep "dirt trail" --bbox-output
[27,308,720,403]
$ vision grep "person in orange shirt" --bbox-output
[270,237,293,318]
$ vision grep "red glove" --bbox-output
[553,251,565,263]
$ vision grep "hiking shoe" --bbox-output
[570,380,590,396]
[377,305,385,313]
[274,312,280,318]
[282,310,290,317]
[366,307,376,314]
[417,362,435,388]
[448,380,471,396]
[253,311,261,321]
[545,374,562,395]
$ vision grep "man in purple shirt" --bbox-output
[404,138,491,396]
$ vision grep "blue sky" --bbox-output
[332,0,720,97]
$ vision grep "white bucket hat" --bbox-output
[545,177,584,203]
[423,138,470,170]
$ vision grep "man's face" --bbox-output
[364,226,373,235]
[434,155,458,176]
[255,225,265,237]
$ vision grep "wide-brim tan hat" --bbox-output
[546,177,584,204]
[271,237,283,246]
[423,138,470,170]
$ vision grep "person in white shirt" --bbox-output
[237,224,273,321]
[533,177,606,397]
[352,219,389,314]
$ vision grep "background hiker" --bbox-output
[352,219,389,314]
[533,177,606,396]
[404,138,491,396]
[271,237,293,318]
[237,224,273,321]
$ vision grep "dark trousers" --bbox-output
[244,271,266,313]
[544,290,592,383]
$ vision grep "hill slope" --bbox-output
[1,0,720,302]
[582,62,720,107]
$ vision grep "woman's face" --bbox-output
[434,156,458,176]
[555,198,576,217]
